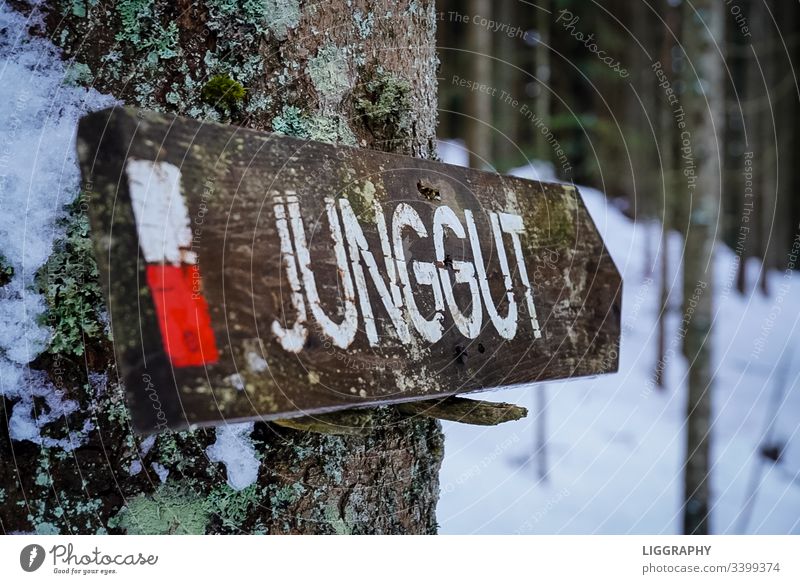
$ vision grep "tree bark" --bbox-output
[655,1,679,390]
[681,0,724,536]
[534,0,551,162]
[492,0,518,172]
[465,0,493,169]
[1,0,444,535]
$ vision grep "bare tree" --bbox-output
[681,0,724,535]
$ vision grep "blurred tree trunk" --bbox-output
[631,0,655,275]
[733,0,753,295]
[534,0,551,162]
[0,0,443,535]
[655,1,679,390]
[534,386,548,480]
[756,1,776,295]
[493,0,518,171]
[466,0,493,169]
[681,0,724,535]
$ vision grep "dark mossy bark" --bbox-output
[0,0,444,535]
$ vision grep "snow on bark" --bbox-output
[205,422,260,491]
[0,6,114,442]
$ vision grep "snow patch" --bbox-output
[150,462,170,483]
[7,370,93,450]
[435,155,800,534]
[206,422,260,491]
[128,460,142,476]
[0,5,115,443]
[139,435,156,456]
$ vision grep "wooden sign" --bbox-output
[76,107,621,433]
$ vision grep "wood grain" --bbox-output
[77,107,621,433]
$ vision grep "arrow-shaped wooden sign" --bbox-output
[76,107,621,433]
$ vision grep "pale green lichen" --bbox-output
[264,0,301,40]
[64,62,94,85]
[324,504,352,535]
[205,484,262,529]
[35,522,61,535]
[115,0,154,45]
[36,195,108,357]
[353,9,374,39]
[344,179,378,222]
[115,0,179,66]
[271,105,356,145]
[110,484,209,535]
[111,481,277,534]
[356,70,413,147]
[62,0,99,18]
[307,44,351,107]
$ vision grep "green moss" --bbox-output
[537,187,577,247]
[0,255,12,287]
[201,75,246,117]
[356,71,413,147]
[36,194,108,357]
[110,484,209,534]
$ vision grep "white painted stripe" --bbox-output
[125,159,194,266]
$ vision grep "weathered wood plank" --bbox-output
[76,107,621,433]
[396,397,528,426]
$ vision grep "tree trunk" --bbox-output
[655,1,678,390]
[534,0,551,162]
[754,0,776,294]
[681,0,724,536]
[492,0,518,172]
[466,0,493,169]
[1,0,444,535]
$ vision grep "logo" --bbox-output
[20,544,46,572]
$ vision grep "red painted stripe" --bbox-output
[146,264,219,367]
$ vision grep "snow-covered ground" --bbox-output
[437,139,800,534]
